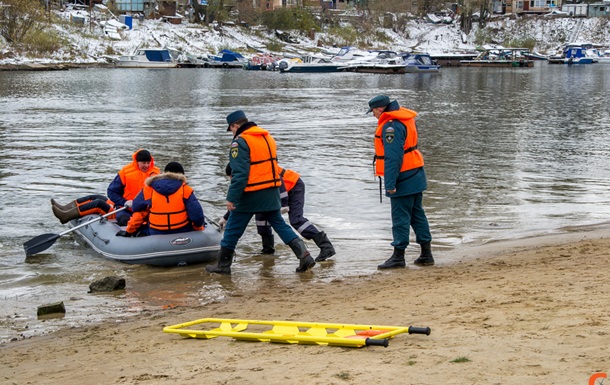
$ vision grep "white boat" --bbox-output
[114,48,178,68]
[278,54,348,73]
[344,50,407,74]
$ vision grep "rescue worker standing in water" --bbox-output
[116,161,205,237]
[205,110,315,275]
[107,149,160,226]
[219,164,336,262]
[367,95,434,269]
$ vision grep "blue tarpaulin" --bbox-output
[145,50,171,62]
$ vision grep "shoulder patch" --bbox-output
[385,131,395,144]
[230,147,239,158]
[230,142,239,147]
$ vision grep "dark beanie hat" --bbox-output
[135,149,152,162]
[164,161,185,174]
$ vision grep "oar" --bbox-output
[23,207,127,256]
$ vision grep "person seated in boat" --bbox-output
[116,161,205,237]
[107,149,161,226]
[51,149,160,225]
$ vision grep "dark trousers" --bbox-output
[255,179,319,240]
[222,209,299,250]
[390,192,431,250]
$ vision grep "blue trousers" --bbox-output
[390,192,431,250]
[255,179,319,240]
[221,209,299,250]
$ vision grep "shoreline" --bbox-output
[1,229,609,384]
[0,62,114,71]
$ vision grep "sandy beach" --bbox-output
[1,231,609,385]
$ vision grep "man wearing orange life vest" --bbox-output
[116,161,205,237]
[368,95,434,269]
[107,149,160,226]
[205,110,315,275]
[50,149,159,225]
[220,164,336,262]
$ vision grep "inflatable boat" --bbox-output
[68,215,222,267]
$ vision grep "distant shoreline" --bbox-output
[0,62,114,71]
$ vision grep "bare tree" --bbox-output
[0,0,47,43]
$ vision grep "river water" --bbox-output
[1,64,609,343]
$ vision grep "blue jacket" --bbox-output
[132,172,205,229]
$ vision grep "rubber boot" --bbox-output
[414,242,435,266]
[260,234,275,254]
[312,231,336,262]
[288,238,315,273]
[377,248,406,269]
[51,198,76,211]
[205,247,234,275]
[52,205,80,224]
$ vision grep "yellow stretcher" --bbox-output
[163,318,431,348]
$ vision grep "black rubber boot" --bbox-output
[414,242,435,266]
[205,247,234,275]
[260,234,275,254]
[52,205,80,224]
[51,198,76,211]
[377,248,406,269]
[288,238,315,273]
[312,231,336,262]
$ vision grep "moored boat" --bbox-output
[547,44,596,65]
[113,48,179,68]
[460,47,534,67]
[401,52,441,73]
[278,55,348,73]
[69,215,221,267]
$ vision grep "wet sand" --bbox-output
[1,231,609,385]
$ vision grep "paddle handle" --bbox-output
[59,206,127,236]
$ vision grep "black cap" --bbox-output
[164,161,185,174]
[135,149,152,162]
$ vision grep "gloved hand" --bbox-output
[116,230,136,237]
[281,206,290,214]
[218,217,227,230]
[123,200,133,209]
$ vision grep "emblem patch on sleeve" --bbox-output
[230,142,239,158]
[385,132,395,144]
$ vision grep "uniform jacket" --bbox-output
[376,101,427,197]
[227,122,281,213]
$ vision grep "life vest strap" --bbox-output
[250,156,278,165]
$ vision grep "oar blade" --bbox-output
[23,233,61,256]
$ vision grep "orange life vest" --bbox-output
[374,107,424,177]
[279,167,300,192]
[144,184,193,231]
[117,150,160,201]
[239,126,281,192]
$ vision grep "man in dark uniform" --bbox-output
[368,95,434,269]
[205,110,316,275]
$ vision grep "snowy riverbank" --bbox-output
[1,10,609,67]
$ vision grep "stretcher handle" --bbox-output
[365,338,389,347]
[408,326,431,335]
